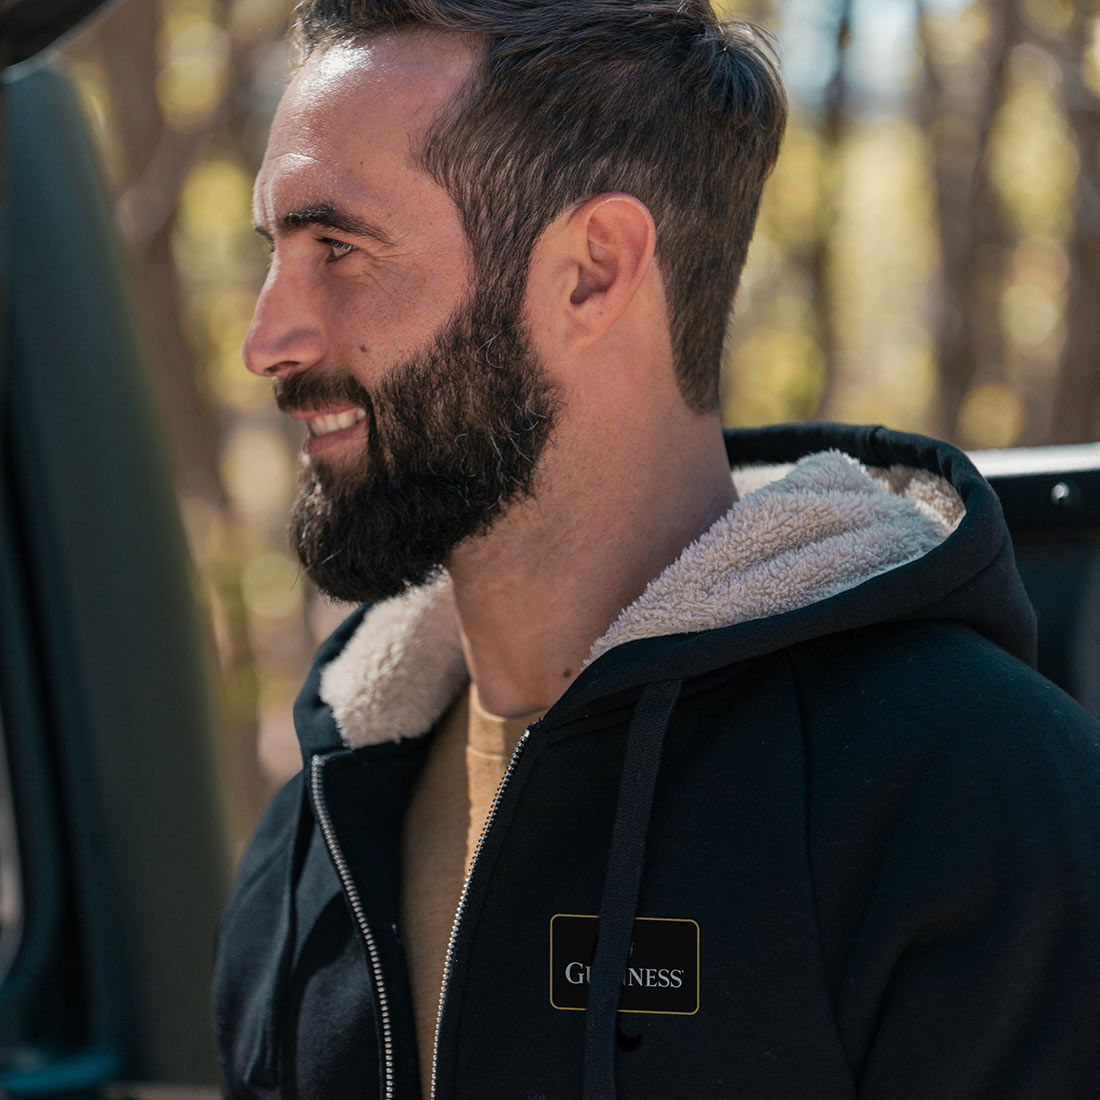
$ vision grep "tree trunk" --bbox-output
[808,0,851,417]
[1050,10,1100,443]
[917,0,1016,441]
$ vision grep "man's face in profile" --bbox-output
[244,35,560,604]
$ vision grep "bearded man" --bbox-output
[213,2,1100,1098]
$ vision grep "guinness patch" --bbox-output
[549,914,699,1015]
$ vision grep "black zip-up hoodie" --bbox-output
[214,424,1100,1100]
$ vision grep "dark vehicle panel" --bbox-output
[1,15,229,1092]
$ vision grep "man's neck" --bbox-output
[448,418,734,718]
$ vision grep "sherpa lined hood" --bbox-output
[287,422,1038,763]
[315,425,1017,752]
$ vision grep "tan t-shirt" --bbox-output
[400,684,543,1089]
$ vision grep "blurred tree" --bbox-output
[807,0,851,419]
[70,0,224,504]
[1052,1,1100,442]
[917,0,1017,441]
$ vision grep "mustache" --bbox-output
[273,369,371,414]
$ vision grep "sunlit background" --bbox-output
[59,0,1100,847]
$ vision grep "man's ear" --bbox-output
[556,193,657,348]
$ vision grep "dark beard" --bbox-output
[277,289,561,605]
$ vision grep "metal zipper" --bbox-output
[430,726,533,1099]
[310,753,396,1100]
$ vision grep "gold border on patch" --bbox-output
[549,913,700,1016]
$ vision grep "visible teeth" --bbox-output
[307,408,366,437]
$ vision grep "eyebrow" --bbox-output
[254,202,396,247]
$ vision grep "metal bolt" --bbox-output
[1050,481,1079,508]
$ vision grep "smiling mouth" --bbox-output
[304,407,367,437]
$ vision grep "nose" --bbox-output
[242,259,326,377]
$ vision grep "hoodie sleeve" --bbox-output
[798,623,1100,1098]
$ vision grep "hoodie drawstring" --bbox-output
[582,678,682,1100]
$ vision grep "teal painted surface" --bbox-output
[1,1049,122,1096]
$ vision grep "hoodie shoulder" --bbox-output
[791,618,1099,800]
[787,619,1100,1093]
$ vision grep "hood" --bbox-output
[308,422,1031,753]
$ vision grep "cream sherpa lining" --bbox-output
[320,450,964,748]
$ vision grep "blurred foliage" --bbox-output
[60,0,1100,842]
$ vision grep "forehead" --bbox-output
[254,33,478,226]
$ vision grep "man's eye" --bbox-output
[320,237,356,261]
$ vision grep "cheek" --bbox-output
[324,276,439,367]
[348,269,467,347]
[324,278,403,351]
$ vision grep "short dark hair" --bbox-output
[293,0,787,412]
